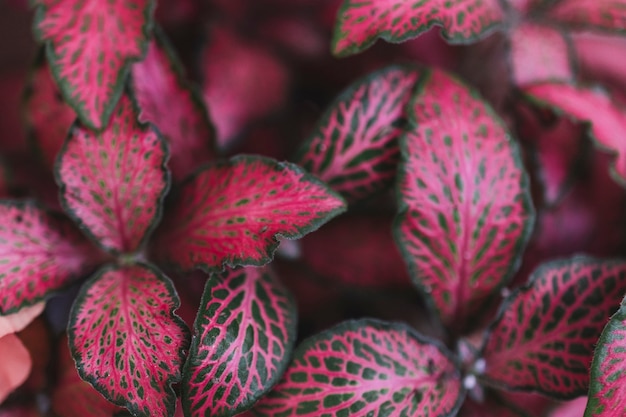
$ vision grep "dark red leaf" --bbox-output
[295,66,420,202]
[0,406,40,417]
[255,319,464,417]
[0,160,8,198]
[151,155,346,273]
[131,33,217,181]
[182,266,296,417]
[395,69,533,330]
[0,201,100,314]
[332,0,505,57]
[68,263,189,417]
[546,0,626,35]
[32,0,154,129]
[481,256,626,398]
[56,93,169,254]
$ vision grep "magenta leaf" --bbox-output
[68,263,189,417]
[131,31,217,181]
[151,155,347,272]
[32,0,155,130]
[332,0,505,57]
[295,66,420,202]
[182,266,296,417]
[0,201,100,314]
[394,69,533,330]
[481,256,626,398]
[255,319,464,417]
[546,0,626,35]
[56,93,169,254]
[524,82,626,186]
[584,295,626,416]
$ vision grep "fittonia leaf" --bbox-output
[151,155,346,273]
[394,69,533,331]
[480,256,626,398]
[56,93,169,254]
[182,266,297,417]
[255,319,464,417]
[23,52,76,171]
[32,0,154,130]
[545,0,626,35]
[295,66,420,203]
[0,201,100,314]
[68,263,189,417]
[131,32,217,181]
[331,0,505,57]
[524,82,626,186]
[584,295,626,416]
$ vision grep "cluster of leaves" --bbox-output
[1,0,626,417]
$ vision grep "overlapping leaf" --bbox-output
[481,256,626,398]
[131,33,216,181]
[255,319,464,417]
[0,202,100,314]
[395,69,533,330]
[295,66,420,202]
[332,0,505,57]
[68,263,189,417]
[182,266,297,417]
[32,0,155,129]
[546,0,626,35]
[152,155,346,272]
[524,82,626,186]
[584,295,626,416]
[56,93,169,254]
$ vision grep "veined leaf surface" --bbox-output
[255,319,464,417]
[394,69,533,330]
[57,94,169,254]
[132,34,216,181]
[584,295,626,416]
[0,202,100,314]
[524,82,626,186]
[182,266,296,417]
[481,257,626,398]
[68,263,189,417]
[32,0,154,129]
[295,66,420,202]
[152,155,346,272]
[332,0,504,57]
[546,0,626,35]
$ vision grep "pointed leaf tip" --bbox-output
[152,155,347,273]
[68,263,189,417]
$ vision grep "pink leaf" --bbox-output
[332,0,505,57]
[255,319,464,417]
[151,155,346,272]
[546,0,626,35]
[0,202,100,314]
[0,303,44,339]
[0,334,31,404]
[395,69,533,331]
[24,52,76,171]
[509,23,574,87]
[295,66,420,202]
[550,397,587,417]
[68,263,189,417]
[131,33,217,181]
[182,266,296,417]
[32,0,154,129]
[56,93,169,254]
[481,256,626,398]
[524,82,626,186]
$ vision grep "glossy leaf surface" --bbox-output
[481,257,626,398]
[33,0,154,129]
[57,94,169,254]
[332,0,504,57]
[295,66,419,202]
[546,0,626,35]
[152,155,346,272]
[255,319,464,417]
[395,69,533,330]
[68,263,189,417]
[182,266,297,417]
[0,202,99,314]
[524,82,626,186]
[132,35,216,181]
